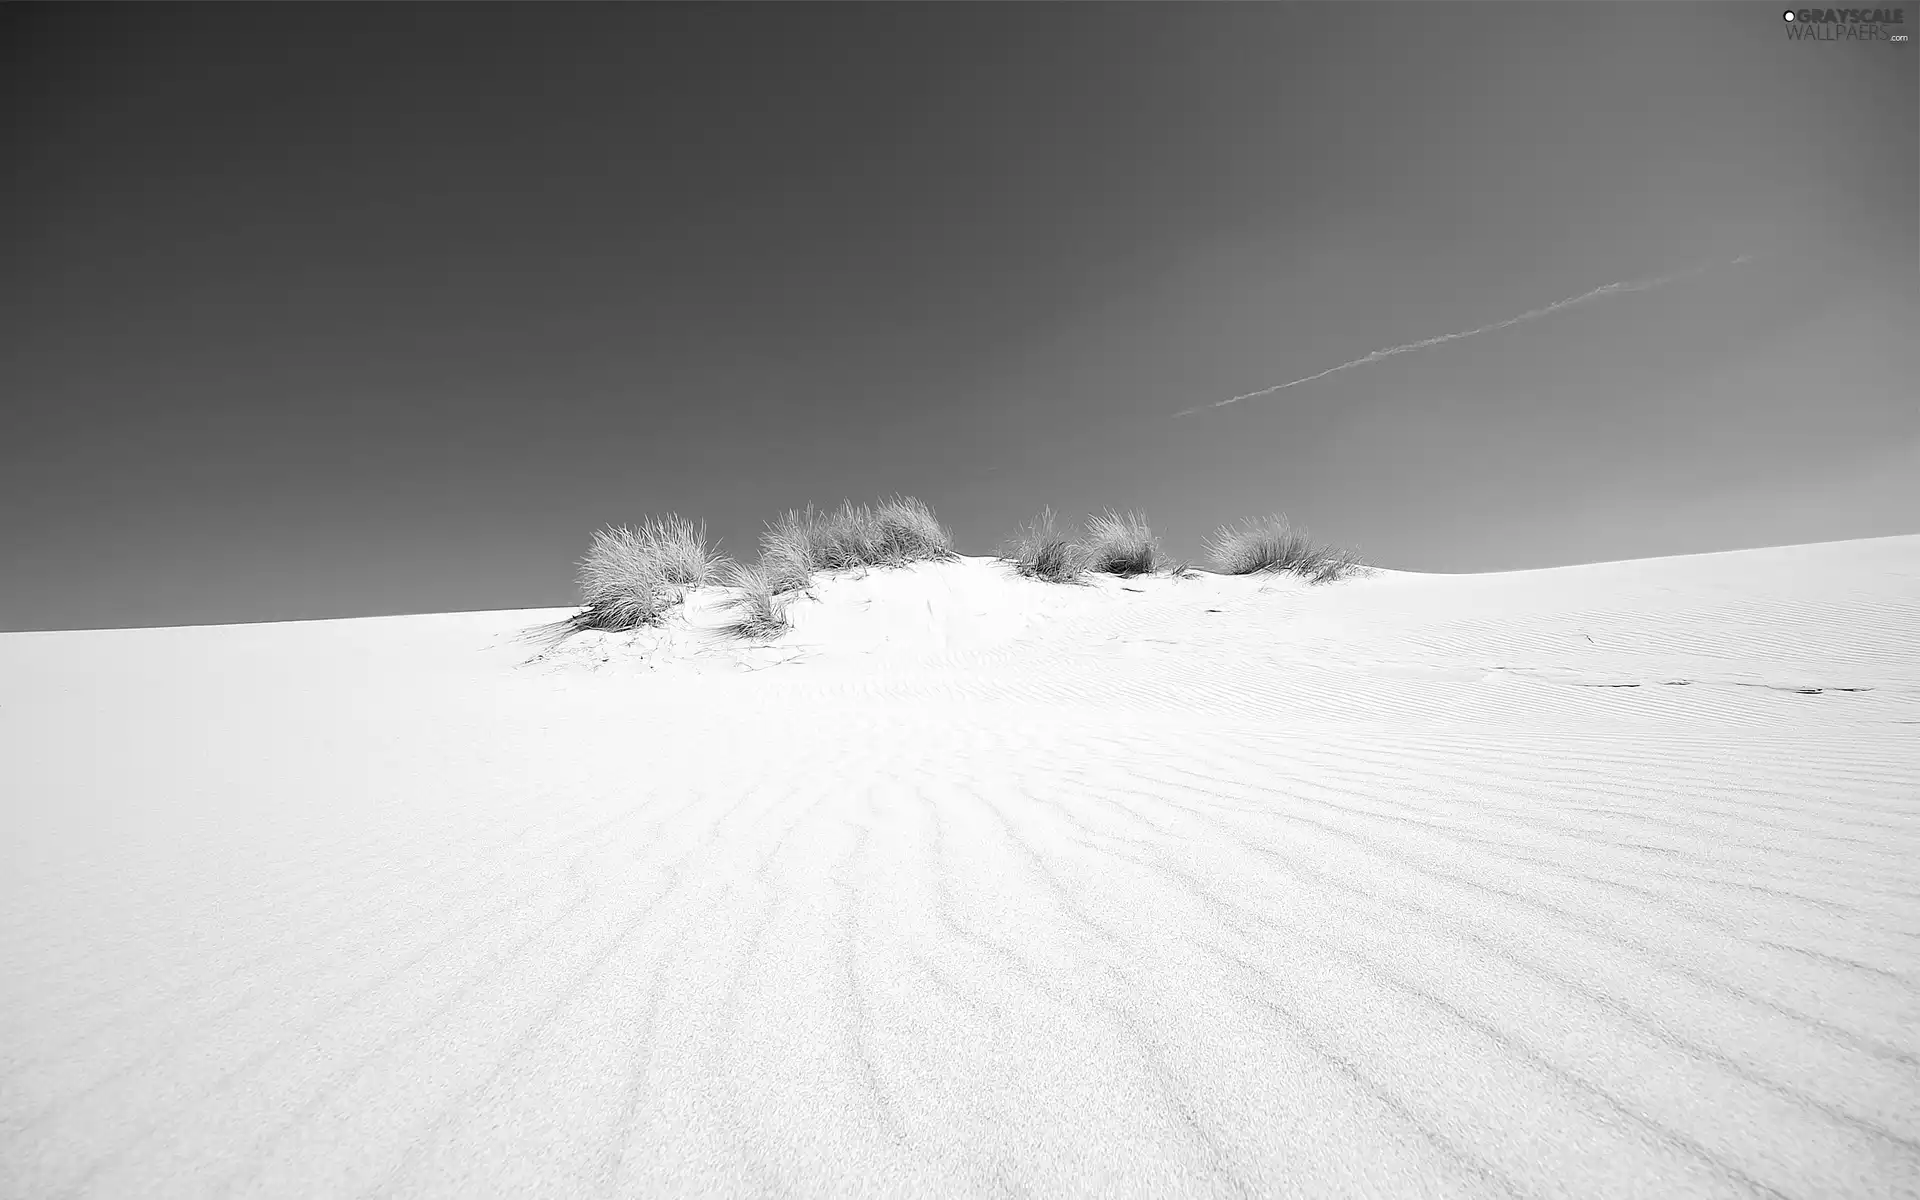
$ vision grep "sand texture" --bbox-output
[3,536,1917,1199]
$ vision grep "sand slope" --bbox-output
[2,537,1916,1199]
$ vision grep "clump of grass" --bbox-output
[759,494,956,583]
[717,562,792,640]
[869,494,957,564]
[628,514,730,587]
[572,526,687,632]
[802,501,888,570]
[1161,559,1201,580]
[1205,514,1362,583]
[758,539,815,595]
[759,508,821,591]
[998,507,1090,584]
[1082,509,1159,576]
[566,515,730,634]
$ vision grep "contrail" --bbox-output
[1174,255,1751,417]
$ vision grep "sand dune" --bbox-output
[2,536,1916,1199]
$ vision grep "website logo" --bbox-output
[1783,8,1909,39]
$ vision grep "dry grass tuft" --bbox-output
[998,508,1091,584]
[1082,509,1160,576]
[759,509,824,592]
[628,514,730,587]
[868,494,958,565]
[759,495,956,585]
[717,562,793,640]
[758,542,816,595]
[1204,514,1363,583]
[574,524,695,632]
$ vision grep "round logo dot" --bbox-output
[1782,9,1795,18]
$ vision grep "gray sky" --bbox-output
[4,3,1914,631]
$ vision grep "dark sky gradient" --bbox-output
[5,3,1914,631]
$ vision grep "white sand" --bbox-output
[2,536,1916,1199]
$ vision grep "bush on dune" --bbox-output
[869,494,958,565]
[717,562,793,640]
[759,495,957,583]
[1205,514,1362,583]
[630,515,730,587]
[758,508,823,592]
[800,501,884,570]
[998,508,1091,584]
[573,531,682,631]
[572,516,728,632]
[1082,509,1160,576]
[758,538,816,596]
